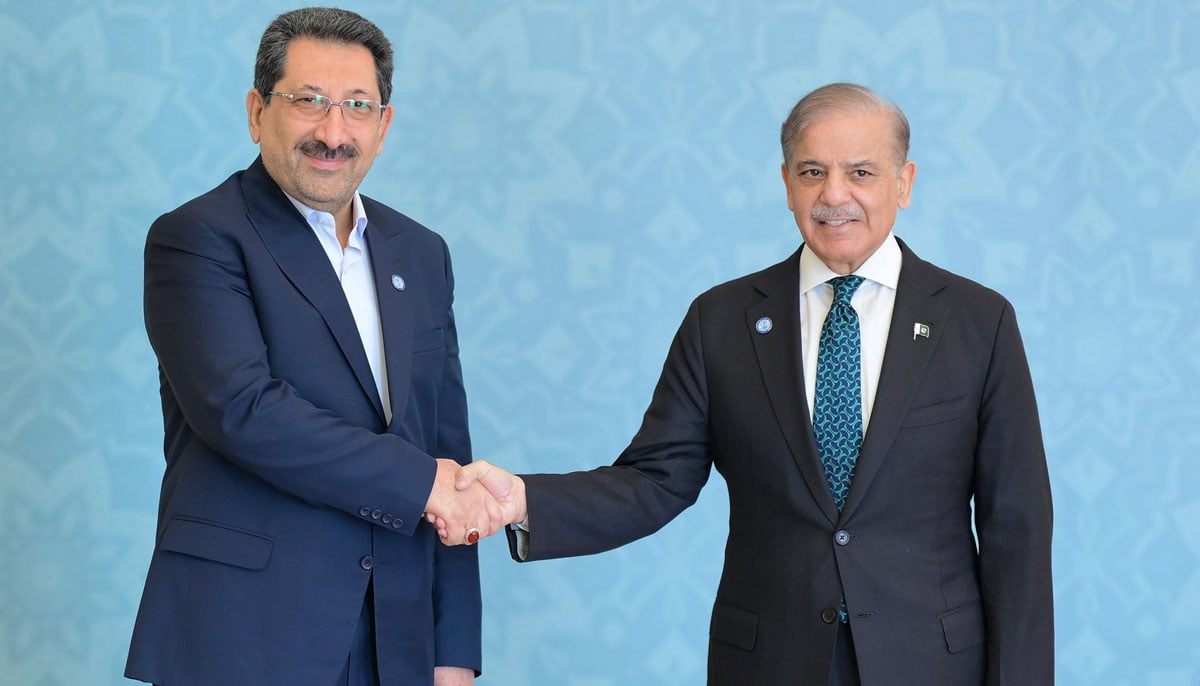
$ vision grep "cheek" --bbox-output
[787,186,815,214]
[266,118,310,146]
[258,125,288,153]
[857,188,891,213]
[864,196,899,229]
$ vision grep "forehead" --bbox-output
[278,37,378,94]
[790,110,897,164]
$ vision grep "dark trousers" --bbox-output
[829,621,862,686]
[339,582,380,686]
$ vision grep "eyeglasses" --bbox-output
[267,91,384,123]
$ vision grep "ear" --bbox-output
[373,103,396,156]
[246,89,265,144]
[896,160,916,209]
[780,162,795,212]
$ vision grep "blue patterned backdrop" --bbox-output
[2,1,1198,684]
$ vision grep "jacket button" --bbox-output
[381,513,393,524]
[391,519,403,529]
[371,509,383,520]
[834,530,851,546]
[359,507,371,517]
[821,608,839,624]
[360,555,374,570]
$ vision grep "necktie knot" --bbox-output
[828,275,865,307]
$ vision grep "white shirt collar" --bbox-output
[283,191,369,243]
[799,232,902,294]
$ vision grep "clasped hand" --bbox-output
[424,459,526,546]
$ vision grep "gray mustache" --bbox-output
[810,206,863,221]
[299,141,359,160]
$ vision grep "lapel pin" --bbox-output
[913,322,930,340]
[755,317,773,334]
[391,274,406,291]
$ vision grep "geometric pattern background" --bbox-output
[1,2,1198,684]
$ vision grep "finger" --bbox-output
[483,492,504,536]
[455,461,486,491]
[440,514,467,546]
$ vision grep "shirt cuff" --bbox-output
[509,520,529,561]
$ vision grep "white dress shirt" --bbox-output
[285,192,392,424]
[799,233,902,433]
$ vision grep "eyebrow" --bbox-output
[295,84,374,97]
[793,158,880,169]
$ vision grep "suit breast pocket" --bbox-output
[901,395,968,429]
[412,327,446,354]
[159,515,274,570]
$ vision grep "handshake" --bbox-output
[423,459,527,546]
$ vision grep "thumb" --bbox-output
[455,460,488,491]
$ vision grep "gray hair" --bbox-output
[254,7,394,105]
[779,83,910,169]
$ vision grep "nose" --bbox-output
[818,174,850,205]
[311,104,354,148]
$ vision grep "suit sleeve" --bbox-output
[973,302,1054,684]
[144,209,436,535]
[508,298,715,561]
[429,241,483,672]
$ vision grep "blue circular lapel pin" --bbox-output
[755,316,773,334]
[391,274,405,291]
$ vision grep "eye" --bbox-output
[851,169,871,178]
[346,99,376,113]
[799,168,823,178]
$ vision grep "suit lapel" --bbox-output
[240,158,386,422]
[748,250,841,525]
[841,241,950,519]
[363,206,414,427]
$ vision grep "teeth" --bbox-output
[825,220,849,226]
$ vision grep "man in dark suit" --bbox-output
[449,83,1054,684]
[126,8,499,685]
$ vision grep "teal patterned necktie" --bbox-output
[814,275,865,624]
[814,275,865,513]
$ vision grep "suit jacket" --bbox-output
[509,240,1053,685]
[126,158,480,685]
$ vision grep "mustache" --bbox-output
[810,205,864,222]
[298,140,359,160]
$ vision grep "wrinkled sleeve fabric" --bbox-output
[506,298,714,562]
[972,302,1054,685]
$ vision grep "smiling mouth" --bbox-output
[815,217,862,228]
[811,206,862,226]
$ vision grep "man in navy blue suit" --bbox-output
[126,8,498,685]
